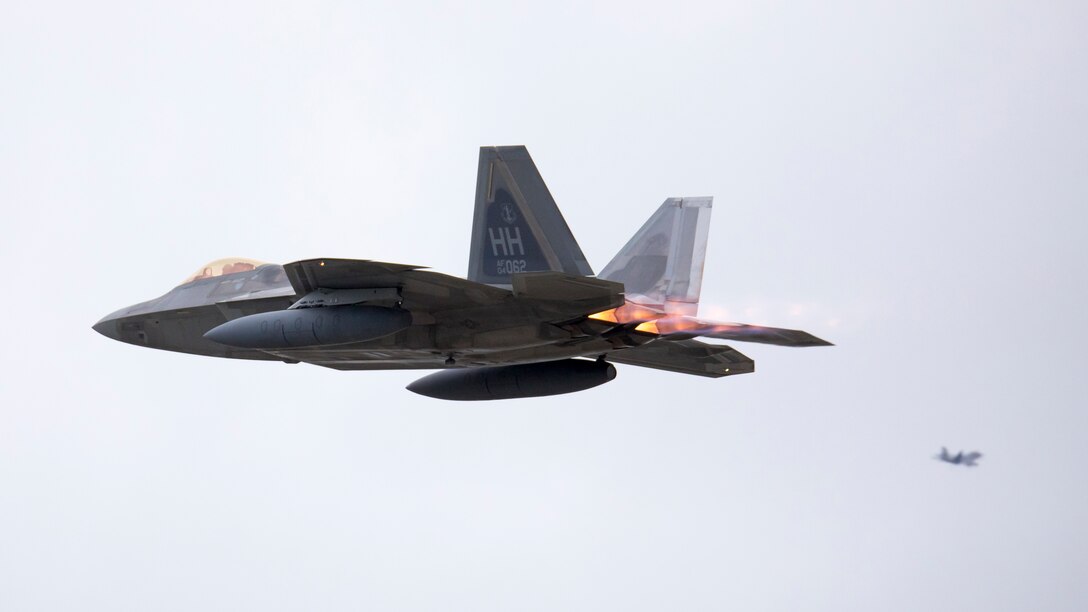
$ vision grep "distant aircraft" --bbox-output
[935,447,983,466]
[93,146,831,400]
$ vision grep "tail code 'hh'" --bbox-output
[467,146,593,286]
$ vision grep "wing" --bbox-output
[608,339,754,378]
[284,258,422,294]
[283,258,511,311]
[264,258,514,371]
[511,271,625,316]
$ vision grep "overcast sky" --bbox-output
[2,1,1087,610]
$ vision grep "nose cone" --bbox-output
[92,315,121,341]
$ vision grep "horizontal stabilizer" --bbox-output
[608,339,754,378]
[674,322,833,347]
[633,315,833,347]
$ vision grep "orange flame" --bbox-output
[588,303,666,324]
[590,300,752,338]
[588,308,620,323]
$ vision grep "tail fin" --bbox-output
[467,146,593,286]
[599,197,712,316]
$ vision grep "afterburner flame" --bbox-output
[589,302,668,324]
[588,299,756,339]
[588,308,620,323]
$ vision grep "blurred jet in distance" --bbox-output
[935,447,982,467]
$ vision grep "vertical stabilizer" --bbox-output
[467,146,593,286]
[599,197,712,316]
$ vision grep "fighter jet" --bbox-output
[93,146,831,400]
[935,447,983,467]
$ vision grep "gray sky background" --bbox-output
[2,1,1086,610]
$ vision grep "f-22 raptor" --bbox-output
[94,146,831,400]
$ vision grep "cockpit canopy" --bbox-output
[183,257,269,284]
